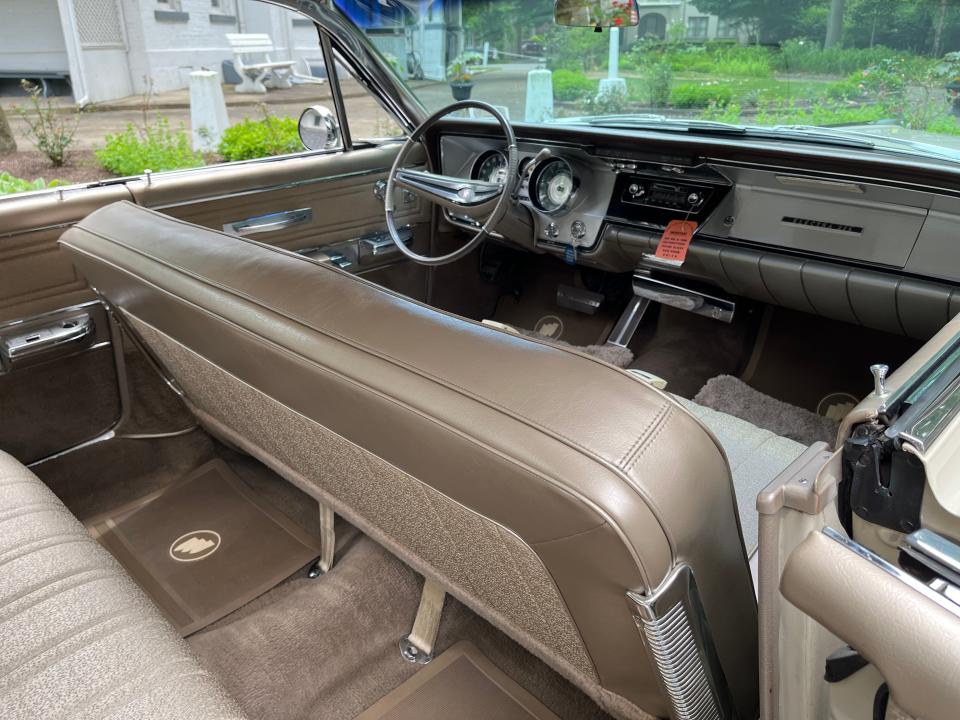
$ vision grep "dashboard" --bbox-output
[438,130,960,341]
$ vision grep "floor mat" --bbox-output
[678,396,807,554]
[355,642,560,720]
[89,459,321,636]
[694,375,839,447]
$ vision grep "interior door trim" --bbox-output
[147,166,389,210]
[823,526,960,618]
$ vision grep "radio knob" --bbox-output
[687,192,702,206]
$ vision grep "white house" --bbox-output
[634,0,749,43]
[0,0,323,104]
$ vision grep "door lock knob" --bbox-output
[870,363,890,398]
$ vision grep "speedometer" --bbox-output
[473,151,508,185]
[533,158,575,213]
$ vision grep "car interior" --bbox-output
[3,2,960,720]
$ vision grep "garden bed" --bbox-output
[0,150,115,187]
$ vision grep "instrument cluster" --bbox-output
[471,151,578,215]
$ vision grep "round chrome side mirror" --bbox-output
[298,105,341,151]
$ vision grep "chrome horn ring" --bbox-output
[384,100,518,266]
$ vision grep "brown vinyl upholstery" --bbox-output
[60,201,758,720]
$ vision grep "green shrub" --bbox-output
[824,78,861,100]
[0,171,65,195]
[776,40,906,76]
[630,60,673,107]
[671,82,734,108]
[667,45,771,78]
[754,99,891,126]
[552,69,594,102]
[699,102,743,124]
[925,115,960,136]
[712,47,772,78]
[15,80,79,167]
[96,117,203,176]
[577,86,629,116]
[218,115,301,162]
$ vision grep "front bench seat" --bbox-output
[0,450,244,720]
[60,201,758,720]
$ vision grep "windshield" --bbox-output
[335,0,960,163]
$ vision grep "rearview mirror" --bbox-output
[554,0,638,28]
[298,105,341,151]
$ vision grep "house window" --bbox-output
[687,16,709,40]
[158,0,182,8]
[716,18,737,38]
[638,13,666,40]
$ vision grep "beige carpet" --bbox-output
[188,528,611,720]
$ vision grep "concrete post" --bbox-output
[483,41,489,66]
[599,26,627,98]
[189,70,230,153]
[608,26,620,80]
[525,68,554,123]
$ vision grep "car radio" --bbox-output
[621,179,712,211]
[606,173,728,228]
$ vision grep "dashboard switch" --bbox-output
[571,221,587,240]
[546,222,559,239]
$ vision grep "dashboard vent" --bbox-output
[781,216,863,234]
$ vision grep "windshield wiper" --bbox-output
[561,115,879,149]
[562,115,748,135]
[767,124,876,149]
[780,124,960,162]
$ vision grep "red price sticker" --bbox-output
[653,219,698,266]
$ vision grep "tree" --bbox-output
[933,0,949,55]
[825,0,845,47]
[692,0,815,43]
[0,106,16,154]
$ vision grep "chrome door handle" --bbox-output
[224,208,313,236]
[1,313,94,366]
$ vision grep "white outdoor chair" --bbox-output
[225,33,321,93]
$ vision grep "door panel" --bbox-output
[0,184,134,462]
[782,530,960,720]
[125,144,429,254]
[0,301,120,463]
[0,143,431,464]
[0,185,133,323]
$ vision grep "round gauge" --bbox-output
[473,151,508,185]
[533,158,575,213]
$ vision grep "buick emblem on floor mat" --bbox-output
[169,530,221,562]
[534,315,564,340]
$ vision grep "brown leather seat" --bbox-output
[61,201,757,720]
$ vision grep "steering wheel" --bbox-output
[385,101,518,266]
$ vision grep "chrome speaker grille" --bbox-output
[638,601,721,720]
[628,564,732,720]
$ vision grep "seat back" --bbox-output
[60,201,758,720]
